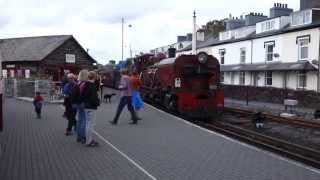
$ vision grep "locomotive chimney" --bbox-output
[168,48,176,58]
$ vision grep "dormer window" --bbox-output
[261,20,275,32]
[291,10,312,26]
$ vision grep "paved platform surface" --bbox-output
[0,89,319,180]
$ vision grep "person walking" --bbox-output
[73,70,88,143]
[63,73,77,136]
[131,71,143,120]
[33,91,43,119]
[110,69,138,125]
[82,71,100,147]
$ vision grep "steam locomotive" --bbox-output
[140,51,224,119]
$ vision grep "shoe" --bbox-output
[109,121,117,125]
[65,131,72,136]
[129,121,137,125]
[86,140,99,147]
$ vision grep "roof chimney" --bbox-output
[245,12,268,26]
[270,2,293,18]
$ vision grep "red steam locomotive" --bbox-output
[140,51,224,119]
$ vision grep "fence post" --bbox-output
[13,79,17,97]
[246,85,249,106]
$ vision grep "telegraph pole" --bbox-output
[192,11,197,55]
[121,17,124,62]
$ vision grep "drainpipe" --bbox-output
[318,38,320,93]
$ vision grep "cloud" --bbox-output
[0,0,300,64]
[0,16,10,29]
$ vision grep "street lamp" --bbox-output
[121,18,133,61]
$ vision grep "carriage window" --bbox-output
[230,72,235,85]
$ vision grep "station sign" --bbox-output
[66,54,76,63]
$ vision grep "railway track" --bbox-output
[223,106,320,129]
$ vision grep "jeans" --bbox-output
[85,109,96,145]
[34,103,42,118]
[77,105,86,139]
[113,96,138,123]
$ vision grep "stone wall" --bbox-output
[223,85,320,109]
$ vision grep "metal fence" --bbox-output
[4,78,63,101]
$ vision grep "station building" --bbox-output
[0,35,96,81]
[177,0,320,92]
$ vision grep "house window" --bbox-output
[298,71,306,88]
[239,72,245,85]
[240,48,246,64]
[291,10,312,26]
[298,37,309,60]
[265,42,274,61]
[220,72,224,83]
[231,72,235,85]
[265,71,272,86]
[219,49,225,65]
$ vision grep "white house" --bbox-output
[177,2,320,92]
[150,34,192,57]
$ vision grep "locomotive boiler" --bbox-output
[140,52,224,119]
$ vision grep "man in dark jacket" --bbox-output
[63,73,77,136]
[81,71,100,147]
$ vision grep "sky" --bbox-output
[0,0,299,64]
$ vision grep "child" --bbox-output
[33,92,43,119]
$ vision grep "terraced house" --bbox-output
[177,0,320,92]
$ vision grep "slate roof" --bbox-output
[220,61,316,72]
[0,35,95,63]
[177,21,320,52]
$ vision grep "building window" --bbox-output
[219,49,225,65]
[2,69,7,78]
[220,72,224,83]
[239,72,245,85]
[265,71,272,86]
[298,71,306,88]
[240,48,246,64]
[297,37,310,60]
[291,10,312,26]
[231,72,235,85]
[265,42,274,61]
[178,43,183,49]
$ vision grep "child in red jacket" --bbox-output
[33,92,43,119]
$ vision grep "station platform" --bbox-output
[0,90,319,180]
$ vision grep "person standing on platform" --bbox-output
[82,71,100,147]
[33,92,43,119]
[74,70,88,143]
[63,73,77,136]
[131,71,143,120]
[110,69,138,125]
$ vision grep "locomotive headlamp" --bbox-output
[197,52,208,64]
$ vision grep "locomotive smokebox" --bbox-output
[168,48,176,58]
[300,0,320,10]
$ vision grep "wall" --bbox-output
[281,28,320,62]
